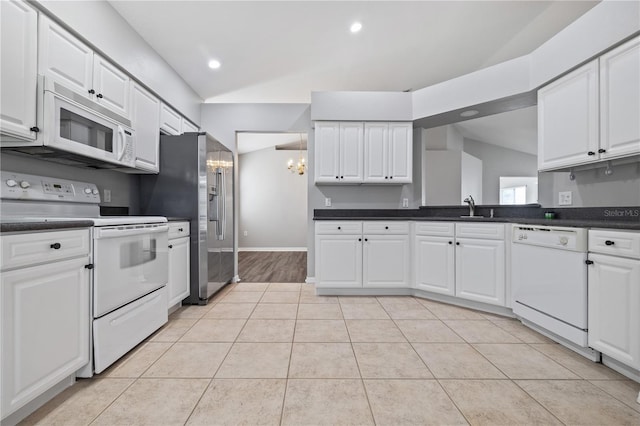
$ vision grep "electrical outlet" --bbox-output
[325,198,331,207]
[103,189,111,203]
[558,191,572,205]
[402,198,409,208]
[243,230,248,237]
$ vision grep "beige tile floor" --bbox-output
[22,283,640,425]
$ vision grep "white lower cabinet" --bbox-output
[414,235,455,296]
[1,229,91,419]
[315,221,409,288]
[455,237,505,305]
[588,229,640,369]
[316,233,363,288]
[168,222,190,307]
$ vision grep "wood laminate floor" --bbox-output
[238,251,307,282]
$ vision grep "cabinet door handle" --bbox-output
[587,151,596,156]
[88,89,95,95]
[168,244,173,249]
[456,242,460,246]
[178,228,184,232]
[390,176,393,179]
[336,176,339,179]
[605,240,615,246]
[340,176,344,179]
[598,148,606,154]
[585,259,594,265]
[364,238,368,242]
[84,264,94,269]
[97,93,104,99]
[385,226,389,230]
[385,176,388,179]
[358,238,362,242]
[448,241,452,245]
[50,242,61,249]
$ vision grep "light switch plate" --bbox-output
[103,189,111,203]
[558,191,572,205]
[402,198,409,208]
[325,198,331,207]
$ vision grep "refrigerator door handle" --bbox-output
[218,168,225,240]
[208,181,218,222]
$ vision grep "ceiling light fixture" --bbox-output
[350,22,362,33]
[460,110,479,118]
[208,59,221,69]
[287,134,306,175]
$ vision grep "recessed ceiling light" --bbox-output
[460,110,479,117]
[350,22,362,33]
[208,59,221,69]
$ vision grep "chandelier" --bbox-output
[287,134,306,175]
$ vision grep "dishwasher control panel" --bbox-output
[513,225,588,252]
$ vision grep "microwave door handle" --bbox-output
[117,126,126,161]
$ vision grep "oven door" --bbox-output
[93,223,168,317]
[43,90,133,167]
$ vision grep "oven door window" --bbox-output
[120,237,156,268]
[59,108,114,153]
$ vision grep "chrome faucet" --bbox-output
[463,195,476,217]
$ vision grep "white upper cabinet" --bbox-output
[600,36,640,159]
[538,35,640,171]
[314,122,342,183]
[316,121,411,184]
[538,60,599,171]
[160,103,182,136]
[131,83,160,172]
[339,122,364,183]
[39,15,94,98]
[92,55,131,118]
[182,119,199,133]
[0,0,38,141]
[388,122,412,183]
[364,122,388,183]
[39,16,131,119]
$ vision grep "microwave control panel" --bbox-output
[1,171,100,203]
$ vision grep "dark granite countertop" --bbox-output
[167,217,191,222]
[1,220,94,233]
[314,207,640,230]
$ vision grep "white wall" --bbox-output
[311,91,412,121]
[463,138,538,205]
[33,0,202,123]
[238,147,307,250]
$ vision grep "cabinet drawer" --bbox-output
[589,229,640,259]
[1,229,90,270]
[168,221,190,239]
[315,221,362,235]
[363,221,409,235]
[455,223,505,240]
[414,221,455,236]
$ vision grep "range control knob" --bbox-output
[84,187,92,194]
[559,236,569,246]
[6,179,17,187]
[19,181,30,189]
[92,189,99,195]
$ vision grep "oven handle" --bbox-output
[94,224,169,239]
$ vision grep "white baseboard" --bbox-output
[232,275,241,283]
[238,247,307,252]
[305,276,316,284]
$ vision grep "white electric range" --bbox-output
[1,171,169,375]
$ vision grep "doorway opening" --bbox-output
[236,132,308,282]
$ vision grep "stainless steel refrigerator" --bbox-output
[140,132,234,305]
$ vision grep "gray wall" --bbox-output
[538,162,640,207]
[238,147,307,250]
[463,138,538,205]
[1,153,139,210]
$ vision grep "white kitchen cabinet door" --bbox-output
[363,234,410,288]
[388,122,412,183]
[93,55,131,118]
[588,253,640,369]
[455,238,505,306]
[160,103,182,135]
[538,60,599,171]
[0,0,38,141]
[339,122,364,183]
[314,122,341,183]
[39,15,94,98]
[364,122,388,183]
[316,234,362,287]
[600,36,640,160]
[168,236,190,307]
[131,83,160,172]
[182,119,199,133]
[413,235,455,296]
[1,256,90,417]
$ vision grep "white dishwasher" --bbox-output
[511,224,589,347]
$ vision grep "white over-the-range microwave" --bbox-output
[1,76,135,170]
